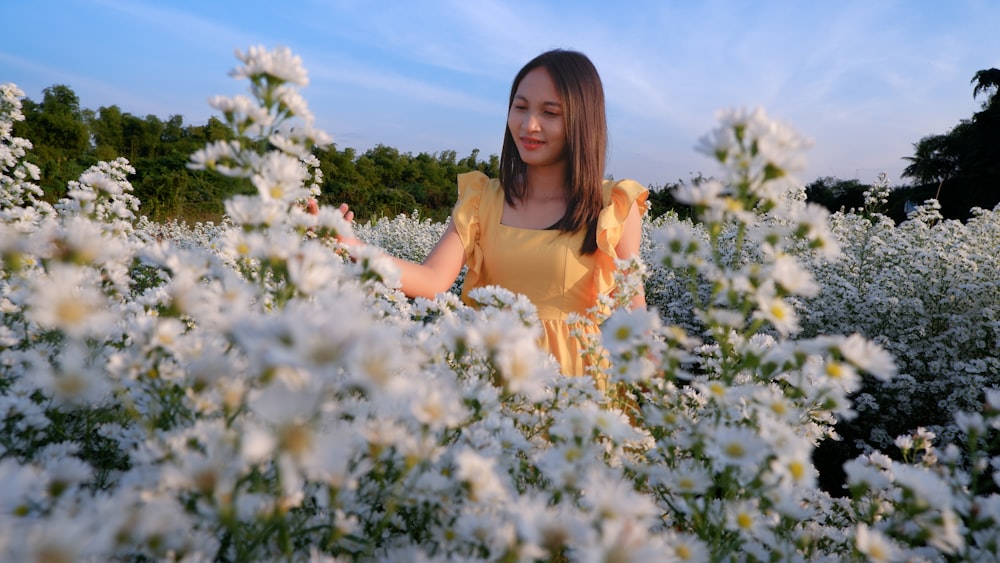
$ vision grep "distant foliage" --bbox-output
[897,67,1000,221]
[13,85,497,224]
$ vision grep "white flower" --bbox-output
[187,139,243,173]
[769,254,819,297]
[664,531,710,562]
[591,516,667,562]
[216,227,264,260]
[753,283,800,336]
[695,123,739,164]
[511,497,589,558]
[298,423,358,488]
[241,423,277,463]
[351,243,402,288]
[38,442,94,492]
[769,447,818,490]
[223,194,286,227]
[17,515,108,563]
[273,85,313,122]
[232,45,309,86]
[160,420,244,507]
[26,340,113,407]
[791,202,842,258]
[839,333,897,380]
[209,94,275,135]
[823,359,862,394]
[25,263,116,339]
[342,327,411,391]
[650,223,705,269]
[855,523,903,563]
[251,151,310,203]
[891,463,955,511]
[705,425,769,478]
[410,383,468,430]
[671,179,726,208]
[580,470,658,522]
[285,242,343,295]
[658,459,713,495]
[751,385,799,423]
[926,509,964,554]
[588,402,645,444]
[601,306,661,356]
[955,410,986,436]
[725,499,768,538]
[894,434,914,453]
[313,202,356,239]
[844,457,892,491]
[985,388,1000,411]
[454,449,509,503]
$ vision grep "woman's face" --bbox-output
[507,67,567,170]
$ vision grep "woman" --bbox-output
[334,49,648,387]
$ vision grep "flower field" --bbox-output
[2,46,999,562]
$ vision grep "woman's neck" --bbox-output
[523,162,567,201]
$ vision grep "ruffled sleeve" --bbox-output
[593,178,649,295]
[453,171,489,293]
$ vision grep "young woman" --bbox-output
[334,49,648,387]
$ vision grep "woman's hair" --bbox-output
[500,49,607,255]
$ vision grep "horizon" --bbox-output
[3,0,998,188]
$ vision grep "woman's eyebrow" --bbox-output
[513,94,562,107]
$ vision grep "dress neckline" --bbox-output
[496,222,563,233]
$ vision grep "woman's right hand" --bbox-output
[336,202,355,223]
[331,202,364,255]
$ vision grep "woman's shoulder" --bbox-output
[454,172,503,230]
[601,178,649,208]
[457,171,502,199]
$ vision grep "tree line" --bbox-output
[13,68,1000,225]
[11,84,498,223]
[805,67,1000,223]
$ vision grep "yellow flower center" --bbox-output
[770,302,787,320]
[737,512,753,529]
[55,374,87,398]
[724,442,746,458]
[279,422,313,457]
[826,362,844,378]
[56,298,90,326]
[788,460,805,481]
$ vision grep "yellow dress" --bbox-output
[452,171,649,386]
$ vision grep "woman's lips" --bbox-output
[520,137,544,149]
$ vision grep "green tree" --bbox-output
[121,113,163,161]
[161,115,186,145]
[900,68,1000,219]
[91,105,125,160]
[971,68,1000,110]
[901,133,960,188]
[13,81,507,224]
[804,177,868,213]
[15,85,92,196]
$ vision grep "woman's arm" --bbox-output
[388,222,466,298]
[614,201,647,311]
[333,204,466,299]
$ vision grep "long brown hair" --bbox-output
[499,49,607,255]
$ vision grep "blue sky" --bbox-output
[3,0,998,188]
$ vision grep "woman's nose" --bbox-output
[523,112,541,132]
